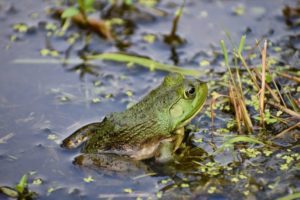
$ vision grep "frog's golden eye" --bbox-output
[184,85,196,99]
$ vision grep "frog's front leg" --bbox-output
[173,127,184,152]
[155,140,175,163]
[61,122,101,149]
[155,127,185,163]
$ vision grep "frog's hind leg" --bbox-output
[61,122,101,149]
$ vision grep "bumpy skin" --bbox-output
[62,73,208,162]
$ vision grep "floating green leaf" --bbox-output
[124,0,132,5]
[47,187,54,194]
[240,148,261,158]
[125,91,133,97]
[0,187,18,198]
[200,60,210,67]
[83,176,94,183]
[91,98,101,104]
[180,183,189,188]
[143,34,156,43]
[32,178,43,185]
[61,7,80,19]
[123,188,133,193]
[13,23,28,33]
[208,186,217,194]
[156,191,163,198]
[233,5,245,16]
[84,0,95,12]
[48,134,58,141]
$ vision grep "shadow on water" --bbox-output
[0,0,299,199]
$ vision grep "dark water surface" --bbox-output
[0,0,299,199]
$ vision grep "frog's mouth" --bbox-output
[179,94,207,128]
[171,83,208,129]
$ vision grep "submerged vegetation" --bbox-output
[1,0,300,199]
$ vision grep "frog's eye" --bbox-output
[184,85,196,99]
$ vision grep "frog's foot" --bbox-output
[73,153,151,172]
[173,127,185,152]
[155,140,176,163]
[154,128,184,163]
[61,122,101,149]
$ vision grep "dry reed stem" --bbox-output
[253,69,281,103]
[272,78,287,108]
[286,92,299,111]
[268,101,300,119]
[54,9,114,40]
[278,72,300,83]
[259,40,267,125]
[229,84,253,133]
[272,121,300,139]
[229,85,242,133]
[210,98,215,128]
[239,96,253,132]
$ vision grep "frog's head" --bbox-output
[161,73,208,131]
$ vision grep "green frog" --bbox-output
[62,73,207,168]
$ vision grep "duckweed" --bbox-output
[83,176,94,183]
[123,188,133,193]
[240,148,261,158]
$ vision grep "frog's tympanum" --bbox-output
[62,73,207,169]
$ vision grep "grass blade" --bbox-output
[15,174,28,194]
[238,35,246,55]
[87,53,202,77]
[220,40,229,67]
[215,135,264,154]
[277,192,300,200]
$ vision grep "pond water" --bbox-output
[0,0,299,199]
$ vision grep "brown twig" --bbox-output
[228,84,253,133]
[268,101,300,119]
[277,72,300,83]
[253,69,281,103]
[210,98,215,128]
[272,121,300,139]
[272,78,287,108]
[53,9,114,40]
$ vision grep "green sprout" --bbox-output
[61,0,95,20]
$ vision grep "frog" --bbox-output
[61,73,207,168]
